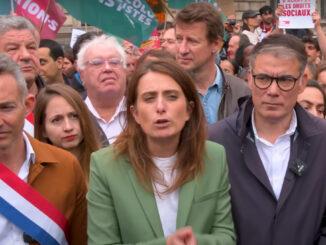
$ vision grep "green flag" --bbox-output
[58,0,158,46]
[0,0,12,15]
[168,0,217,9]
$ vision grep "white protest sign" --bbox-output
[279,0,315,29]
[70,29,86,48]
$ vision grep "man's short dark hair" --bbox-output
[259,5,273,15]
[250,34,308,73]
[175,2,224,43]
[302,36,320,51]
[39,39,64,61]
[63,45,74,63]
[72,32,99,61]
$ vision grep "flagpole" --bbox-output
[39,0,51,34]
[10,0,14,14]
[159,0,175,21]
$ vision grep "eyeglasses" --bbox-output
[252,72,301,92]
[85,58,123,69]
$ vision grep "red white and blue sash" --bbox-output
[0,163,68,245]
[24,112,34,136]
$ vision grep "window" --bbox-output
[322,0,326,18]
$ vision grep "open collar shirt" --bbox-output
[0,133,35,244]
[85,96,126,144]
[251,110,297,199]
[199,65,223,124]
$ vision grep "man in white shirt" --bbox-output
[208,34,326,244]
[77,35,127,144]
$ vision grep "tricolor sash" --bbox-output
[0,163,68,245]
[24,112,34,136]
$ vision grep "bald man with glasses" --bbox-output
[208,34,326,245]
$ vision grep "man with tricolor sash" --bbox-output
[0,54,86,244]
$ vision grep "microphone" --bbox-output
[290,159,306,176]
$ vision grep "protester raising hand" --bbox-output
[275,4,284,19]
[272,4,284,35]
[312,11,326,60]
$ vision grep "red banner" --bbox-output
[15,0,66,39]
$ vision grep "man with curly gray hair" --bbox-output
[0,15,44,96]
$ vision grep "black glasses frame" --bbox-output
[252,73,302,92]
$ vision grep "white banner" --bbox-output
[279,0,316,29]
[70,28,86,48]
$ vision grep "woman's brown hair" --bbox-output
[114,60,206,193]
[34,84,100,180]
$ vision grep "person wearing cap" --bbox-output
[241,10,261,45]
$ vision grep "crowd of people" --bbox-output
[0,2,325,245]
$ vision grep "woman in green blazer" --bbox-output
[87,60,235,245]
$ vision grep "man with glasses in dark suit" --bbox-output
[208,34,326,245]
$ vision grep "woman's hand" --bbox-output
[166,227,197,245]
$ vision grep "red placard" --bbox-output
[15,0,66,39]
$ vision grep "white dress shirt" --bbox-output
[152,155,179,237]
[85,96,126,144]
[0,133,35,245]
[252,110,297,199]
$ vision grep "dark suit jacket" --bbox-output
[28,137,87,245]
[218,68,251,120]
[208,98,326,245]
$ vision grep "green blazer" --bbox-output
[87,141,235,245]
